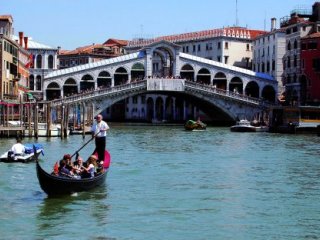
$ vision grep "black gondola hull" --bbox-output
[36,161,107,196]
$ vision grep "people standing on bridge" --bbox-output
[91,114,110,163]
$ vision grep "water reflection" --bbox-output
[36,185,110,238]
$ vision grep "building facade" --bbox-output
[252,18,286,100]
[126,27,266,71]
[300,32,320,104]
[280,3,320,105]
[58,38,128,69]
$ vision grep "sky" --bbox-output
[1,0,317,50]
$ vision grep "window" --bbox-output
[224,56,229,64]
[186,46,189,53]
[193,45,196,52]
[217,56,221,62]
[224,42,229,49]
[294,40,298,49]
[48,55,54,69]
[198,44,201,51]
[294,55,297,67]
[36,55,42,69]
[312,58,320,71]
[287,41,291,51]
[246,44,250,51]
[272,60,275,71]
[287,56,291,68]
[218,42,221,49]
[36,76,41,91]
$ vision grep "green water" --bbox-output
[0,126,320,240]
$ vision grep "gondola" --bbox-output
[0,143,44,163]
[36,150,110,196]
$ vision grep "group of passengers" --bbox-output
[55,154,102,179]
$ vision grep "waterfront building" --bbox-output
[19,34,59,101]
[252,18,286,100]
[58,38,128,70]
[280,2,320,105]
[126,27,266,71]
[0,16,31,103]
[300,31,320,105]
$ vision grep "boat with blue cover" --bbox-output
[0,143,44,163]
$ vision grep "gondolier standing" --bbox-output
[91,114,110,163]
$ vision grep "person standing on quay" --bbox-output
[91,114,110,163]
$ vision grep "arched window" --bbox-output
[294,39,298,49]
[287,41,291,51]
[29,75,34,91]
[48,55,54,69]
[36,55,42,69]
[36,75,41,91]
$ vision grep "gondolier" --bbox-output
[91,114,110,163]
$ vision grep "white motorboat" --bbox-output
[230,119,269,132]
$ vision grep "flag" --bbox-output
[25,54,33,68]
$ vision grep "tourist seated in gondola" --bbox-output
[73,156,84,175]
[81,155,97,178]
[58,159,74,178]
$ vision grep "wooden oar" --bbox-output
[70,130,100,159]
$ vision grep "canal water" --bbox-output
[0,125,320,240]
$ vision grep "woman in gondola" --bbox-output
[81,155,97,178]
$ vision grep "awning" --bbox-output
[26,92,34,100]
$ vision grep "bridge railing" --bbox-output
[185,81,270,107]
[50,80,147,106]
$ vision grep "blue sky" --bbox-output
[1,0,316,50]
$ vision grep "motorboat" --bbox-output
[230,119,268,132]
[0,143,44,163]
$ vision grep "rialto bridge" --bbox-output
[43,41,278,123]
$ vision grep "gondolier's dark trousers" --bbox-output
[95,136,106,162]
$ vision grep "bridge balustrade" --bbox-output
[185,81,268,107]
[50,80,147,106]
[48,78,270,109]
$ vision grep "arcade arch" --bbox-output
[80,74,94,91]
[114,67,128,86]
[180,64,194,81]
[46,82,60,100]
[229,77,243,94]
[197,68,211,85]
[64,78,77,96]
[213,72,227,90]
[97,71,112,88]
[131,63,145,81]
[245,81,259,98]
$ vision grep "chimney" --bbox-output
[271,18,277,31]
[18,32,23,46]
[24,36,28,50]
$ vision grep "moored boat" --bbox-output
[36,150,110,196]
[184,119,207,131]
[230,119,269,132]
[0,143,44,163]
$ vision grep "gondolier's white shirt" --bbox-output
[11,143,25,155]
[91,120,109,137]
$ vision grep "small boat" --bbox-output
[36,150,110,196]
[0,143,44,163]
[24,123,70,137]
[230,119,269,132]
[184,119,207,131]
